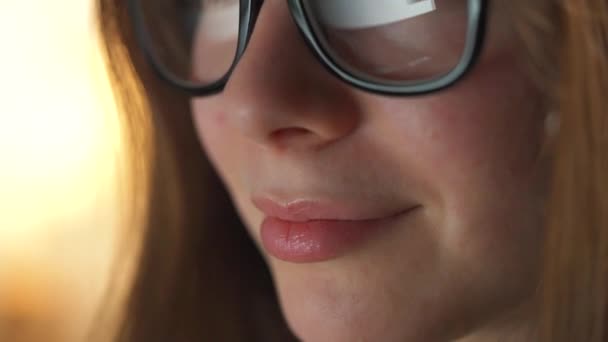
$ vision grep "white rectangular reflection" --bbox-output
[316,0,437,29]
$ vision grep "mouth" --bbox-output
[252,197,420,263]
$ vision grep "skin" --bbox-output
[191,1,548,341]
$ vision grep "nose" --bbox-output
[220,1,361,152]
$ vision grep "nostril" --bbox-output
[270,127,311,141]
[269,127,316,149]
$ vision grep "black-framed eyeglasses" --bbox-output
[128,0,488,97]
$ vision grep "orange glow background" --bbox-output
[0,1,123,341]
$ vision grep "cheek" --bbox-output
[375,53,544,190]
[191,101,242,185]
[365,51,546,257]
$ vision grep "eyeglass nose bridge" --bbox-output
[197,0,260,96]
[215,0,361,96]
[229,0,262,77]
[219,0,315,97]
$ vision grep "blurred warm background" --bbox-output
[0,1,124,341]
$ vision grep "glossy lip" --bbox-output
[253,196,419,263]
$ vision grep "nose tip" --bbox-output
[231,96,361,151]
[218,0,361,152]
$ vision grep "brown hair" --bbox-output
[94,0,608,341]
[541,1,608,341]
[96,1,293,341]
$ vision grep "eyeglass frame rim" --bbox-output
[127,0,489,97]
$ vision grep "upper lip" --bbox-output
[252,196,418,222]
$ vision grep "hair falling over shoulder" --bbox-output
[94,0,608,341]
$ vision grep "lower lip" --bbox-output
[260,210,412,263]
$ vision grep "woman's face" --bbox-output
[192,1,547,341]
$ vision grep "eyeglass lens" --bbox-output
[137,0,470,88]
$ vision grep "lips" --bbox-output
[253,196,418,263]
[252,197,409,221]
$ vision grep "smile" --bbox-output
[253,197,420,263]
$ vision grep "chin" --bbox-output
[273,275,444,342]
[281,307,437,342]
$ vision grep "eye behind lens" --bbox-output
[303,0,471,84]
